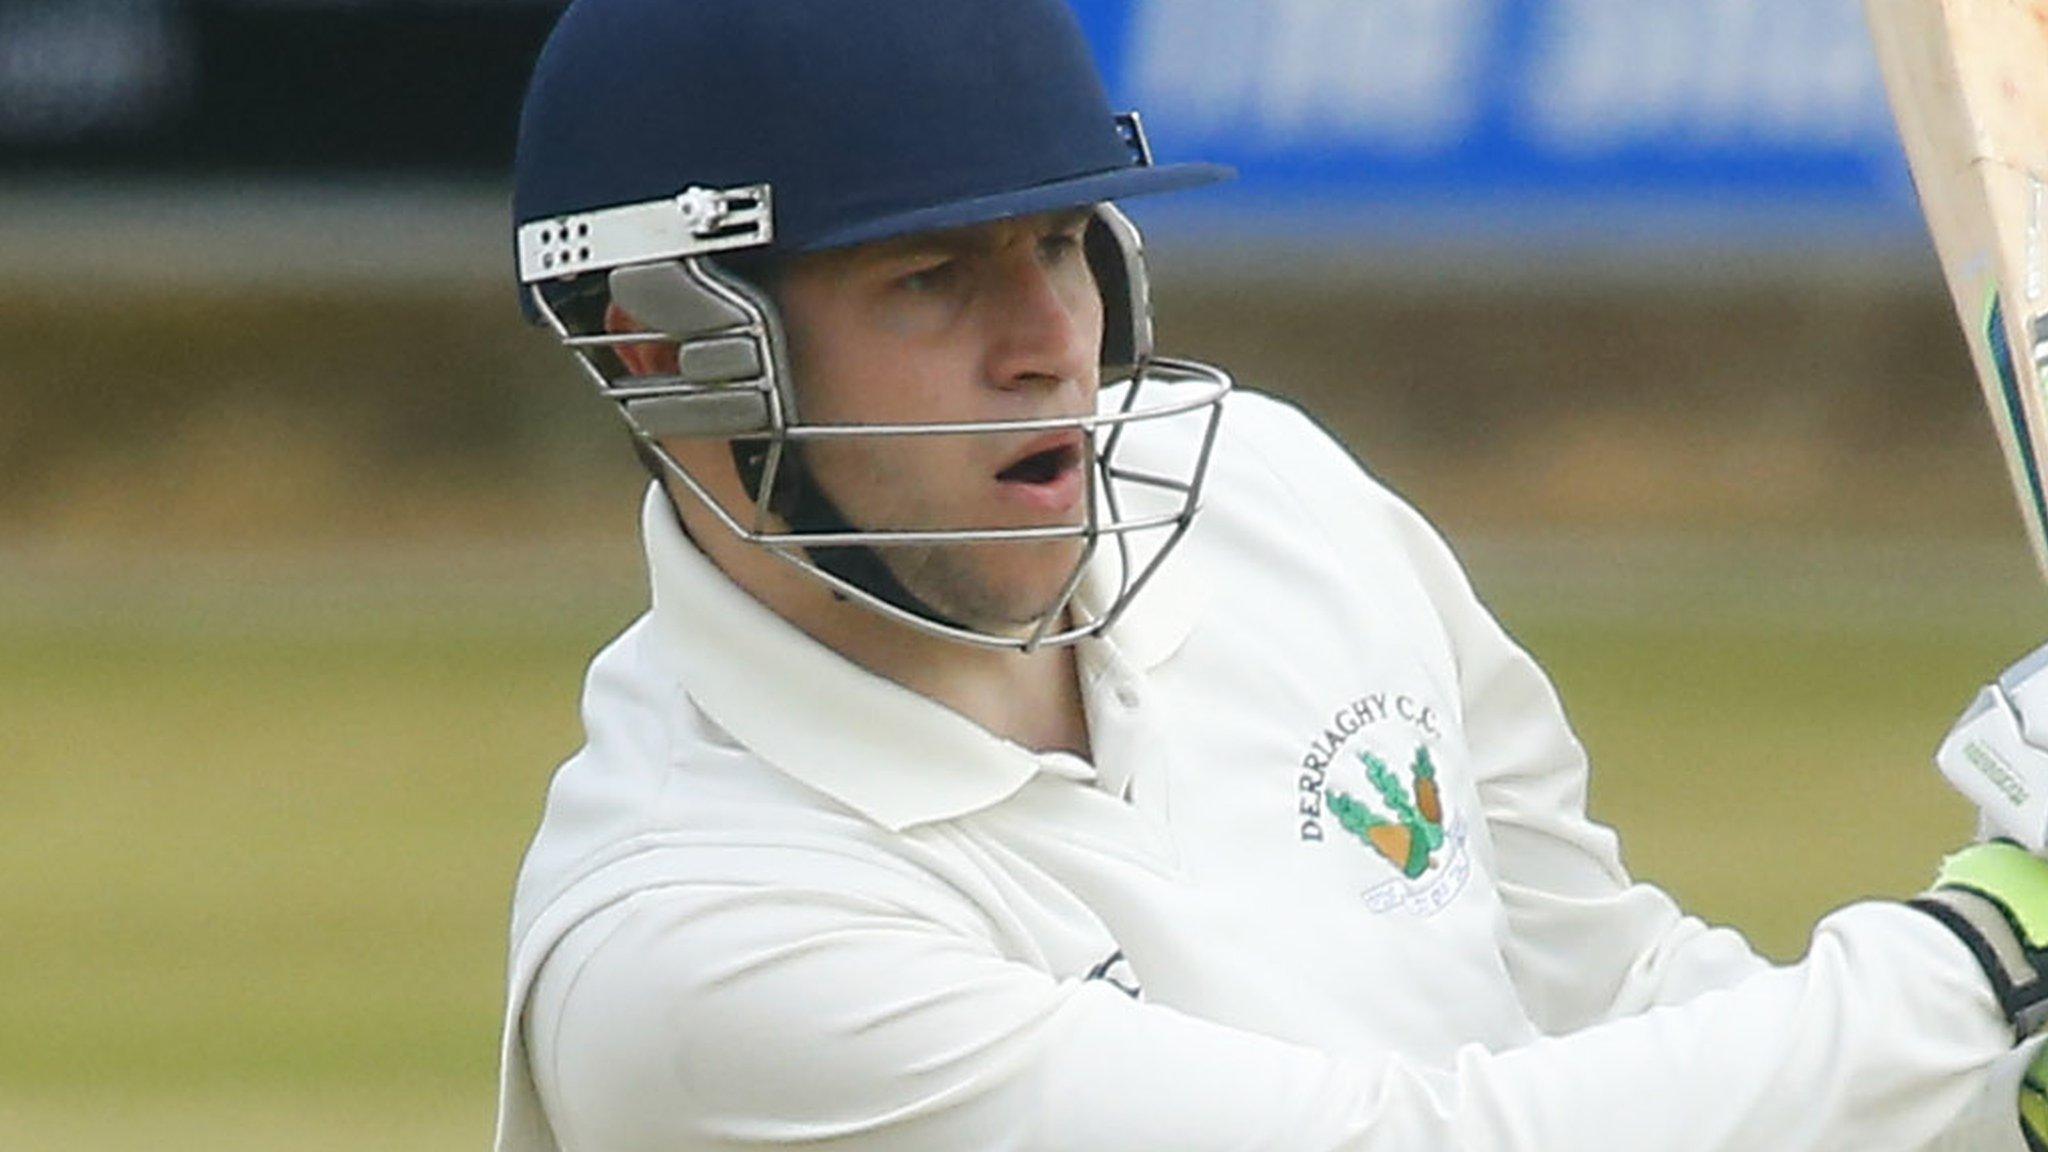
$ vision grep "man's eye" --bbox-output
[1039,232,1086,262]
[898,261,959,293]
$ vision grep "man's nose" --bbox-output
[984,258,1097,391]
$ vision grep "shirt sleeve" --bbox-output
[526,881,1411,1152]
[1372,482,1773,1031]
[1191,391,2020,1150]
[1932,1040,2041,1152]
[1228,388,1776,1027]
[526,869,2015,1152]
[1377,500,2028,1150]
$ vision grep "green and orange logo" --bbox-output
[1327,746,1446,879]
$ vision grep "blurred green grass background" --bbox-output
[5,529,2044,1150]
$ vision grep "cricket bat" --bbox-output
[1866,0,2048,577]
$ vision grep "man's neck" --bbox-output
[838,619,1093,759]
[677,492,1092,758]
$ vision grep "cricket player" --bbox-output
[494,1,2048,1148]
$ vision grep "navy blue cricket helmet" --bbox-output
[513,0,1230,264]
[510,0,1236,653]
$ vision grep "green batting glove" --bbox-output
[2022,1047,2048,1152]
[1912,841,2048,1038]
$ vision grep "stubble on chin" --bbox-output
[884,537,1090,632]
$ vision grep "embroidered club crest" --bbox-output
[1328,746,1444,879]
[1294,692,1472,916]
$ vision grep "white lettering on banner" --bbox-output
[1127,0,1497,153]
[1520,0,1892,153]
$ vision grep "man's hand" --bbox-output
[1929,649,2048,1148]
[1937,643,2048,851]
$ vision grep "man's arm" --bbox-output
[526,881,1418,1152]
[522,850,2013,1151]
[1396,507,1774,1029]
[1234,391,1771,1028]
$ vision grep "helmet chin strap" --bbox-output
[729,439,970,629]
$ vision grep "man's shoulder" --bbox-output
[514,753,968,967]
[1220,385,1324,431]
[516,619,892,877]
[1112,377,1385,490]
[1109,377,1327,438]
[547,611,919,843]
[1163,383,1475,618]
[1174,384,1416,534]
[1220,388,1383,486]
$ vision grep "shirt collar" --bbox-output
[638,482,1204,831]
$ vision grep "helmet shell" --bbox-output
[512,0,1230,256]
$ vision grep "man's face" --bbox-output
[774,207,1106,635]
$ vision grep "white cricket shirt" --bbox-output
[496,388,2029,1151]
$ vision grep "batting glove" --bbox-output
[2023,1047,2048,1152]
[1913,842,2048,1039]
[1920,647,2048,1145]
[1936,642,2048,853]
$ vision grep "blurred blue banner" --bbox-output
[2,0,1928,258]
[1076,0,1924,251]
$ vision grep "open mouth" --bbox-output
[996,438,1084,486]
[993,433,1088,514]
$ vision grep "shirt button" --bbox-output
[1113,684,1141,709]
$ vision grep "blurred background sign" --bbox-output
[2,0,1921,254]
[0,0,560,175]
[1074,0,1920,251]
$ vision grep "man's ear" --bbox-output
[603,302,682,377]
